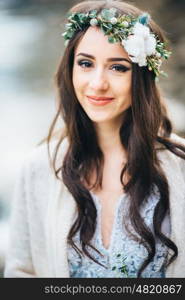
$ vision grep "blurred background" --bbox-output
[0,0,185,277]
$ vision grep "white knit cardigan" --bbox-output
[4,134,185,278]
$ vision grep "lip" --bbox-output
[86,95,114,100]
[87,96,114,106]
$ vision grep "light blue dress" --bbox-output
[67,188,170,278]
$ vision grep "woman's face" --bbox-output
[72,26,132,125]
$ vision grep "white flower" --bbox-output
[122,22,157,66]
[145,34,157,56]
[122,21,129,28]
[133,22,150,38]
[122,35,144,57]
[110,17,117,25]
[90,18,98,26]
[136,56,147,67]
[132,23,156,55]
[122,35,147,66]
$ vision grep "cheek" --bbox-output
[112,74,132,97]
[73,68,87,93]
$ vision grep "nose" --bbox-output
[88,68,109,91]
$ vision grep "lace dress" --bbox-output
[67,188,170,278]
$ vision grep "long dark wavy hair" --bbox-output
[46,0,185,277]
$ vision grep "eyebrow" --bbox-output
[76,52,132,64]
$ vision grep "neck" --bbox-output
[94,119,124,155]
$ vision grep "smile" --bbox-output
[86,96,114,106]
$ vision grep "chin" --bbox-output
[87,114,114,124]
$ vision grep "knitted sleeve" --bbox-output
[4,137,69,277]
[4,159,36,277]
[170,133,185,182]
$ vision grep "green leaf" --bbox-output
[100,24,107,34]
[73,14,80,22]
[89,10,97,18]
[112,266,116,271]
[108,36,116,43]
[62,32,67,38]
[103,23,113,29]
[138,13,150,26]
[66,30,75,39]
[78,13,87,23]
[101,8,115,21]
[101,22,113,35]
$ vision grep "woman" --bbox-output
[4,0,185,278]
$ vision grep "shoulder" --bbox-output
[13,136,70,217]
[13,137,70,206]
[170,133,185,179]
[170,132,185,146]
[157,132,185,158]
[157,133,185,182]
[21,136,69,179]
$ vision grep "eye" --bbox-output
[77,59,92,68]
[111,64,130,73]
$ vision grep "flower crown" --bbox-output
[62,8,171,77]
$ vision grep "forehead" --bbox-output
[74,26,130,60]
